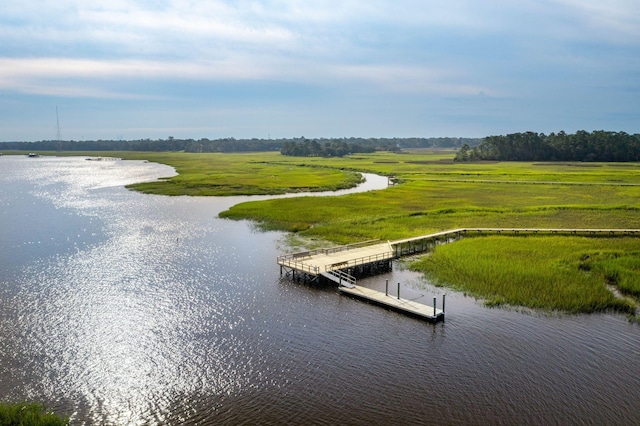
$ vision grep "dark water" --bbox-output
[1,155,639,425]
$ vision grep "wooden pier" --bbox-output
[277,240,394,282]
[278,228,640,279]
[278,228,640,321]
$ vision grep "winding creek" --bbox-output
[1,155,639,425]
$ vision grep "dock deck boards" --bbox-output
[278,242,394,276]
[338,285,444,322]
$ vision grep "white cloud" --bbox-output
[0,56,287,98]
[78,3,294,46]
[0,55,488,100]
[321,63,490,96]
[550,0,640,41]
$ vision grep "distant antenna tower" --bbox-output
[56,107,61,142]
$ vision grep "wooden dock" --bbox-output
[277,240,394,277]
[278,228,640,278]
[338,285,444,322]
[278,227,640,321]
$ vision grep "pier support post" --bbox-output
[397,283,400,300]
[433,297,437,316]
[385,279,388,296]
[443,294,446,313]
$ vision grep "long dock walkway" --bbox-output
[278,228,640,278]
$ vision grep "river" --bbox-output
[1,155,639,425]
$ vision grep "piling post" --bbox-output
[385,279,388,296]
[433,297,437,316]
[397,283,400,300]
[443,294,446,313]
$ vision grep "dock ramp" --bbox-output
[320,270,356,288]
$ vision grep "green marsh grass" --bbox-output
[19,151,364,196]
[410,236,639,314]
[221,177,640,242]
[121,152,364,196]
[0,402,68,425]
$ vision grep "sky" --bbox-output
[1,0,639,141]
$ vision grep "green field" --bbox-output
[123,152,364,196]
[220,153,640,243]
[410,235,640,314]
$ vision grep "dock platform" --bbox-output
[277,240,394,277]
[338,285,444,322]
[278,228,640,322]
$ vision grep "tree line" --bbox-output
[280,139,374,157]
[0,137,282,153]
[1,136,480,154]
[280,137,481,157]
[455,131,640,162]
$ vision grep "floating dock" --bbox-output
[338,285,444,322]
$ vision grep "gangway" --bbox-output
[320,270,356,288]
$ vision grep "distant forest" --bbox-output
[455,131,640,162]
[7,132,638,162]
[0,136,479,154]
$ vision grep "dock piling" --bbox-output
[397,283,400,300]
[443,294,446,313]
[433,297,436,316]
[385,279,388,296]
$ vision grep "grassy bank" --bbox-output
[7,151,364,196]
[123,152,365,196]
[409,235,640,315]
[0,402,67,425]
[221,175,640,243]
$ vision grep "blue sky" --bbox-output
[1,0,639,141]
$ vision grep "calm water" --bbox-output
[1,155,639,425]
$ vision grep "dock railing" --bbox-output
[276,256,320,275]
[325,250,394,271]
[323,269,357,288]
[322,239,382,255]
[277,239,382,262]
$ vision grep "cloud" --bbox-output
[0,55,487,100]
[550,0,640,42]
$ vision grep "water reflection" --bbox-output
[1,156,391,424]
